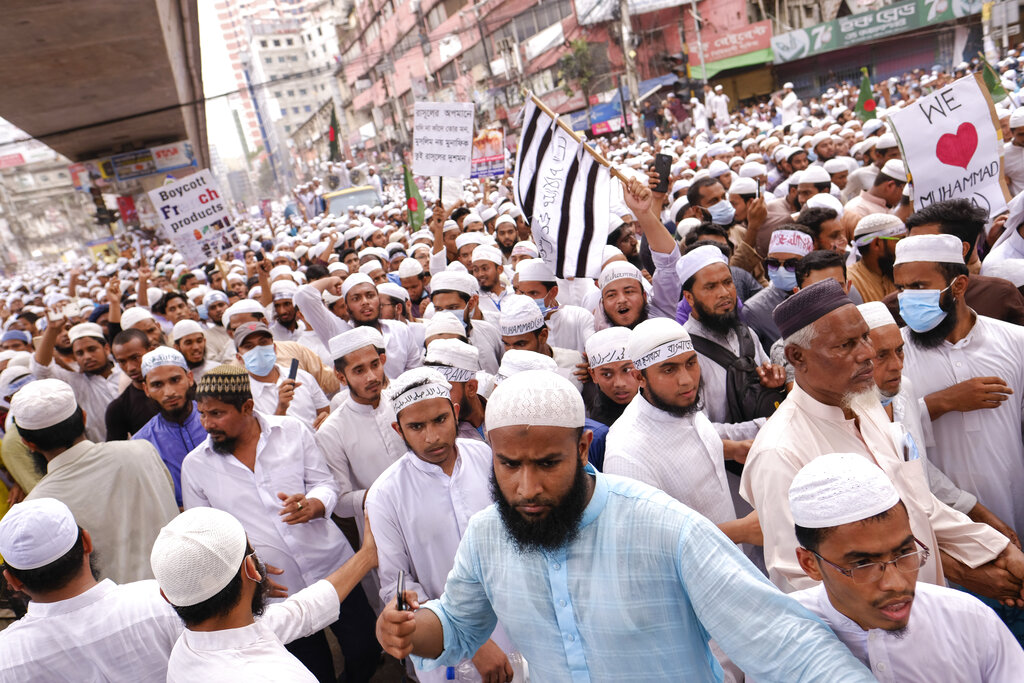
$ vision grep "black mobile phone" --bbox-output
[653,153,672,193]
[255,251,264,261]
[755,179,762,199]
[396,570,407,611]
[287,358,299,381]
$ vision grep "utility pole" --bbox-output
[689,0,707,86]
[618,0,643,138]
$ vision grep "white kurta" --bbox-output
[901,315,1024,536]
[167,579,340,683]
[982,224,1024,271]
[314,396,405,518]
[182,412,353,596]
[683,317,769,428]
[25,439,178,584]
[203,323,237,364]
[546,305,596,355]
[0,579,182,683]
[249,364,329,429]
[791,582,1024,682]
[779,92,799,125]
[1003,141,1024,196]
[28,358,124,442]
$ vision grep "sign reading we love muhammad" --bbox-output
[886,73,1010,216]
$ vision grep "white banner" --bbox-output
[147,170,240,268]
[887,73,1010,216]
[412,101,475,178]
[574,0,684,25]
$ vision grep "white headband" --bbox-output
[392,381,451,414]
[432,365,475,383]
[632,338,694,370]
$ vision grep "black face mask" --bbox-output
[491,459,590,554]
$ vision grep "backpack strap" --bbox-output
[689,331,741,369]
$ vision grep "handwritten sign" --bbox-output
[147,169,241,267]
[887,73,1010,216]
[412,101,475,178]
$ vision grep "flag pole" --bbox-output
[522,89,630,183]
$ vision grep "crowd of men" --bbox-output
[1,55,1024,682]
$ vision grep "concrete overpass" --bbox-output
[0,0,207,168]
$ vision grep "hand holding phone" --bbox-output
[653,153,672,194]
[287,358,299,381]
[396,570,408,611]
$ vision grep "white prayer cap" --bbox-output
[268,265,293,282]
[799,165,831,185]
[894,234,964,266]
[431,271,478,296]
[854,213,907,241]
[708,160,730,178]
[879,159,907,183]
[442,220,460,234]
[789,452,900,529]
[150,507,248,607]
[270,280,297,301]
[497,349,557,380]
[516,258,555,283]
[424,338,479,383]
[121,306,155,330]
[495,214,516,229]
[585,327,632,368]
[809,131,830,149]
[783,82,794,89]
[805,192,844,218]
[598,262,643,289]
[0,498,79,570]
[511,241,539,258]
[863,119,885,135]
[738,161,766,178]
[480,207,498,222]
[172,319,205,342]
[186,286,206,303]
[223,299,264,326]
[500,294,545,337]
[0,366,33,402]
[141,347,188,378]
[327,262,349,275]
[858,301,897,330]
[67,322,105,345]
[487,369,584,430]
[329,326,384,361]
[462,212,483,227]
[1011,107,1024,129]
[146,288,165,306]
[358,261,383,276]
[455,233,485,251]
[823,158,848,175]
[384,367,452,415]
[341,273,375,298]
[377,282,409,302]
[11,378,77,430]
[676,244,729,286]
[768,229,814,257]
[730,176,758,196]
[472,245,503,265]
[424,311,467,341]
[627,318,694,371]
[203,290,229,307]
[874,133,898,150]
[397,258,423,278]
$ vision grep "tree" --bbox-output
[558,39,597,132]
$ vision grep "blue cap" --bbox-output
[1,330,32,345]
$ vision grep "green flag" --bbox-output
[979,53,1009,101]
[403,164,425,232]
[855,68,877,121]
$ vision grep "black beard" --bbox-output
[908,291,958,349]
[251,554,270,616]
[498,242,514,256]
[55,344,73,355]
[211,436,238,454]
[879,254,896,281]
[186,357,205,369]
[30,450,48,476]
[83,361,112,376]
[642,377,704,417]
[693,298,740,336]
[491,459,590,554]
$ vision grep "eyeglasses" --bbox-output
[764,258,800,272]
[812,538,930,584]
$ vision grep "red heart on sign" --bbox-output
[935,122,978,169]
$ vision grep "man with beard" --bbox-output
[740,279,1024,604]
[366,368,515,683]
[0,499,183,681]
[847,213,907,303]
[743,227,816,350]
[376,369,877,681]
[104,328,160,440]
[13,379,178,583]
[605,318,760,546]
[842,159,907,238]
[133,348,206,508]
[493,214,518,265]
[151,505,379,682]
[895,235,1024,558]
[201,290,237,363]
[789,453,1024,678]
[182,365,380,682]
[582,327,637,427]
[172,319,218,383]
[423,338,486,441]
[32,317,124,442]
[595,262,649,329]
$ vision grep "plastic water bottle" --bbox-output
[446,653,529,681]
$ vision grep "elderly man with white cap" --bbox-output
[788,453,1024,679]
[151,506,379,682]
[13,378,178,583]
[172,319,219,383]
[1003,106,1024,195]
[367,368,517,683]
[377,369,877,681]
[0,498,183,681]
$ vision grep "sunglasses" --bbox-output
[764,258,800,272]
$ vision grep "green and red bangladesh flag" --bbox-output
[855,68,877,121]
[403,164,425,232]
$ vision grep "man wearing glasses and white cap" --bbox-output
[788,453,1024,680]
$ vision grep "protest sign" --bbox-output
[147,170,241,267]
[471,128,505,178]
[887,73,1010,216]
[412,101,474,178]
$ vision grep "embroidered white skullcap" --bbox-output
[11,378,77,430]
[598,262,642,289]
[384,367,452,415]
[874,132,898,150]
[341,273,375,298]
[270,280,297,301]
[172,319,205,342]
[515,258,555,283]
[863,119,885,135]
[141,347,188,378]
[424,311,467,341]
[858,302,897,330]
[585,327,632,368]
[424,338,479,383]
[377,282,409,302]
[203,290,229,307]
[708,160,730,178]
[894,234,964,266]
[500,294,545,337]
[431,271,478,296]
[150,507,248,607]
[854,214,906,244]
[799,165,831,185]
[472,245,503,265]
[455,233,486,251]
[738,161,766,178]
[121,306,155,330]
[789,452,901,529]
[67,322,105,345]
[511,241,539,258]
[481,207,498,223]
[676,244,728,286]
[397,258,423,278]
[442,220,460,234]
[768,230,814,257]
[627,318,694,370]
[0,498,79,570]
[805,192,844,218]
[0,366,33,403]
[495,214,516,229]
[487,369,584,430]
[146,288,165,307]
[329,326,384,362]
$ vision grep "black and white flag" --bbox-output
[513,94,610,279]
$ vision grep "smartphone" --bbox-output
[396,570,407,611]
[653,153,672,193]
[287,358,299,381]
[255,251,264,262]
[755,179,762,199]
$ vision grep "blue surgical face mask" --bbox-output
[242,344,277,376]
[768,266,798,292]
[806,150,818,162]
[446,307,469,329]
[880,393,896,407]
[708,198,735,226]
[197,304,209,321]
[898,287,950,332]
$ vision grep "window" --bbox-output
[304,104,312,112]
[293,107,300,114]
[285,124,292,132]
[265,57,272,64]
[273,39,281,47]
[318,27,323,36]
[299,88,308,95]
[286,38,294,46]
[274,90,282,98]
[260,40,268,47]
[278,56,286,62]
[289,55,298,61]
[287,89,295,96]
[281,108,287,116]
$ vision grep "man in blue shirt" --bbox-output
[132,348,207,507]
[376,369,874,682]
